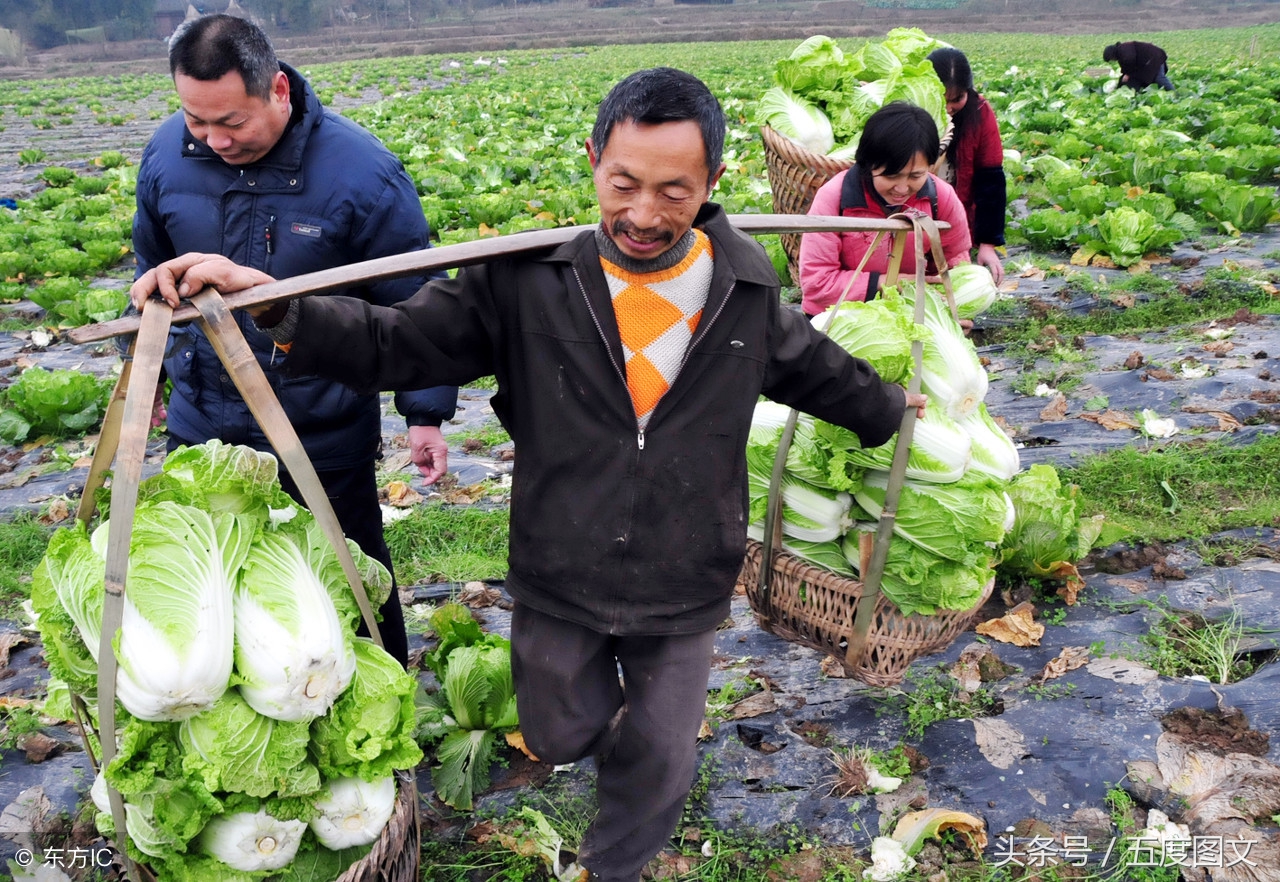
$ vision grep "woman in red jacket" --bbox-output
[798,101,971,316]
[928,47,1007,285]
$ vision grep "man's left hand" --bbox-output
[130,253,276,311]
[409,425,449,485]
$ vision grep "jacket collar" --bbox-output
[179,62,320,172]
[840,164,938,216]
[549,202,777,289]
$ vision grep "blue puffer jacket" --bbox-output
[132,63,455,471]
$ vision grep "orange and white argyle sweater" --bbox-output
[600,229,714,429]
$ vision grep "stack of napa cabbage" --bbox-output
[756,28,951,159]
[31,441,421,882]
[748,278,1022,616]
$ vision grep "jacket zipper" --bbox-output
[572,267,737,449]
[573,265,644,450]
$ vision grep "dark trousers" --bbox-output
[510,603,716,882]
[166,435,409,667]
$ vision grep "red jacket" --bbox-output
[798,165,971,316]
[947,94,1006,248]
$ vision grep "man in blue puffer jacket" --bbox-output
[131,13,456,666]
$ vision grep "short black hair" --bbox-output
[592,67,725,185]
[854,101,940,174]
[168,14,279,100]
[1103,43,1120,63]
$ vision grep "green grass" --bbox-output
[0,515,52,618]
[984,267,1279,352]
[385,504,509,584]
[454,424,512,454]
[1065,434,1280,542]
[873,663,1001,740]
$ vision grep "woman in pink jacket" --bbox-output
[798,102,971,317]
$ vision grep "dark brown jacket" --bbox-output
[283,204,906,635]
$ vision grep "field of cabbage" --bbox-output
[0,23,1277,341]
[1,22,1279,882]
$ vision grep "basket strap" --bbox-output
[96,301,173,882]
[188,288,385,650]
[76,344,135,525]
[915,213,961,323]
[844,215,929,670]
[758,229,888,613]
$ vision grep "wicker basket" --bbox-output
[759,125,852,283]
[335,770,421,882]
[71,297,421,882]
[739,538,994,688]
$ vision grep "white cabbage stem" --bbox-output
[309,776,397,849]
[200,808,306,871]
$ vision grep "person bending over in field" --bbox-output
[1103,40,1174,91]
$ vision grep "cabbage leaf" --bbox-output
[310,638,423,784]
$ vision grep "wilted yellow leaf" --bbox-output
[976,604,1044,647]
[505,730,538,761]
[1079,410,1140,431]
[478,223,501,238]
[383,480,422,507]
[1037,646,1091,683]
[891,808,988,856]
[1039,394,1068,422]
[727,690,777,720]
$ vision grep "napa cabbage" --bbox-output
[827,406,971,488]
[844,529,993,616]
[997,464,1105,587]
[134,439,296,522]
[199,805,308,872]
[29,522,106,692]
[311,638,423,784]
[33,441,419,881]
[178,690,321,799]
[757,86,835,155]
[814,291,926,385]
[98,715,224,862]
[416,604,519,811]
[957,404,1021,482]
[308,776,397,849]
[747,524,855,577]
[760,29,949,154]
[944,264,999,320]
[39,502,246,722]
[233,530,357,723]
[892,282,988,420]
[854,470,1009,563]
